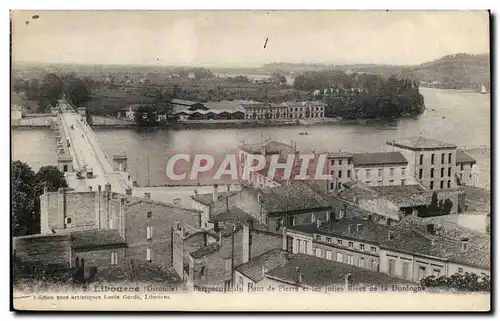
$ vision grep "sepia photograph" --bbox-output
[10,10,491,311]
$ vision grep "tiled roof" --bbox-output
[327,151,354,158]
[258,183,331,214]
[239,140,295,154]
[266,254,412,288]
[369,185,429,207]
[213,208,258,225]
[235,249,285,283]
[70,229,127,250]
[462,185,490,212]
[456,149,477,164]
[387,136,457,150]
[352,152,408,166]
[190,242,221,259]
[172,99,202,106]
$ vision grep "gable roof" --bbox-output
[235,249,285,283]
[456,149,477,164]
[352,152,408,166]
[387,136,457,150]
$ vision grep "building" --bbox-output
[38,185,201,269]
[352,152,410,187]
[235,183,332,233]
[387,136,458,190]
[326,152,355,193]
[119,104,142,121]
[172,221,282,290]
[456,149,478,186]
[286,216,490,283]
[339,183,466,221]
[12,103,23,125]
[242,101,326,121]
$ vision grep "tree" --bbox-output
[26,79,39,101]
[12,162,68,236]
[65,77,92,107]
[35,166,68,195]
[38,73,64,111]
[420,272,490,292]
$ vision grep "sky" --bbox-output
[11,10,490,67]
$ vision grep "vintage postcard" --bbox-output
[11,10,491,311]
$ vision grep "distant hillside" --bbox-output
[259,53,490,90]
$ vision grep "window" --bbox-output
[315,235,321,241]
[326,250,333,260]
[431,154,435,165]
[65,217,72,224]
[338,170,342,178]
[419,168,423,179]
[377,180,383,186]
[337,240,343,246]
[401,179,406,186]
[419,154,424,165]
[326,237,332,243]
[365,181,371,185]
[296,239,301,253]
[348,241,354,248]
[330,182,334,190]
[146,227,153,240]
[401,168,406,176]
[355,170,359,179]
[336,253,343,262]
[418,266,426,280]
[359,244,365,250]
[388,259,395,276]
[433,269,441,277]
[339,160,343,165]
[440,168,444,177]
[370,246,377,252]
[330,160,335,166]
[109,218,113,229]
[448,153,452,163]
[448,167,451,177]
[347,170,351,178]
[371,259,378,271]
[111,252,118,265]
[430,168,434,178]
[200,266,207,278]
[401,262,410,279]
[146,248,152,262]
[460,164,464,170]
[440,181,444,189]
[430,181,434,190]
[441,153,445,164]
[458,268,464,273]
[389,180,394,186]
[378,169,383,177]
[447,180,451,188]
[389,168,394,176]
[366,169,371,178]
[315,248,322,258]
[347,255,353,265]
[224,258,231,272]
[358,257,365,268]
[348,159,352,165]
[302,241,309,254]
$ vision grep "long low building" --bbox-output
[243,101,326,120]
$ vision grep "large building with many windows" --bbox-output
[387,136,458,191]
[243,101,326,120]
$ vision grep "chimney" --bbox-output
[88,186,93,192]
[347,224,352,233]
[242,222,252,264]
[105,183,112,193]
[387,231,393,241]
[144,192,151,200]
[282,227,288,251]
[316,218,323,229]
[261,265,268,279]
[213,184,219,204]
[460,237,469,252]
[98,185,102,192]
[175,221,180,231]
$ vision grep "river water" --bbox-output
[12,88,490,188]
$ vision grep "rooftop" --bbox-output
[387,136,457,150]
[190,190,241,207]
[235,249,285,283]
[456,149,477,164]
[70,229,127,251]
[461,185,490,212]
[239,140,296,155]
[352,152,408,166]
[266,254,412,288]
[252,183,331,214]
[190,242,221,259]
[369,185,429,208]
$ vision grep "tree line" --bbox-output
[293,71,425,119]
[13,72,93,113]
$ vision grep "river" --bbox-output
[12,88,490,188]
